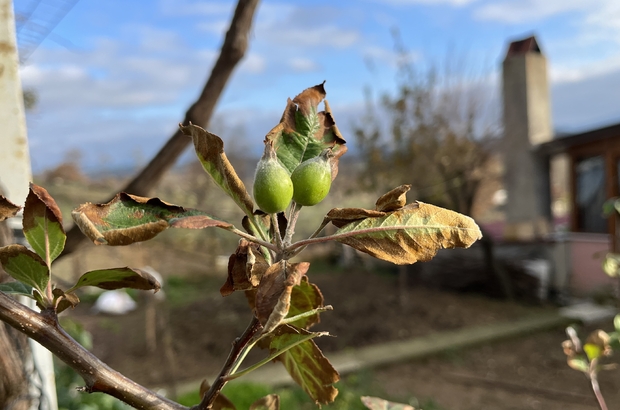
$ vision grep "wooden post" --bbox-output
[0,1,58,408]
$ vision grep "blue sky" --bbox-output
[16,0,620,173]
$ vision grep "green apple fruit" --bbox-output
[291,150,333,206]
[253,146,293,214]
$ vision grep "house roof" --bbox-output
[505,35,541,58]
[537,122,620,156]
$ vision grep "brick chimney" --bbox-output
[502,35,553,239]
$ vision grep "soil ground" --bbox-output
[63,263,620,409]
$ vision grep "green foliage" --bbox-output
[0,245,49,297]
[0,281,34,297]
[67,267,161,293]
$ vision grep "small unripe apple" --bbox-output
[253,146,293,214]
[291,150,333,206]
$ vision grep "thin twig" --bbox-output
[194,316,262,410]
[227,227,278,252]
[271,213,284,251]
[590,360,609,410]
[283,202,302,246]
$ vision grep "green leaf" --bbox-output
[270,325,339,405]
[68,267,161,293]
[23,183,66,263]
[602,253,620,277]
[0,195,21,222]
[180,124,255,218]
[287,276,324,329]
[602,197,620,217]
[265,83,347,175]
[584,343,602,361]
[72,193,231,246]
[0,244,49,295]
[614,314,620,332]
[361,396,416,410]
[567,356,590,373]
[0,281,34,298]
[328,201,482,265]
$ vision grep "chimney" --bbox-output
[502,35,553,238]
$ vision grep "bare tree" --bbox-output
[355,41,513,299]
[355,59,498,216]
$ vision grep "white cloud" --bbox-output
[287,58,320,72]
[254,4,361,50]
[19,24,226,172]
[552,66,620,131]
[375,0,477,5]
[474,0,587,23]
[159,0,233,17]
[195,20,229,36]
[476,0,620,87]
[361,45,419,69]
[550,54,620,84]
[263,25,359,49]
[240,53,266,74]
[474,0,620,46]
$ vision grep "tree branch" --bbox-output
[61,0,261,257]
[0,293,187,410]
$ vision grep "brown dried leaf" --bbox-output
[326,208,386,228]
[52,288,80,314]
[375,185,411,212]
[25,183,64,226]
[332,202,482,265]
[180,123,254,217]
[249,394,280,410]
[585,329,613,358]
[0,196,20,222]
[255,261,308,334]
[221,239,269,296]
[24,183,66,262]
[168,216,232,229]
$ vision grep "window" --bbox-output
[575,156,607,233]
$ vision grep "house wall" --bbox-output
[564,233,613,296]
